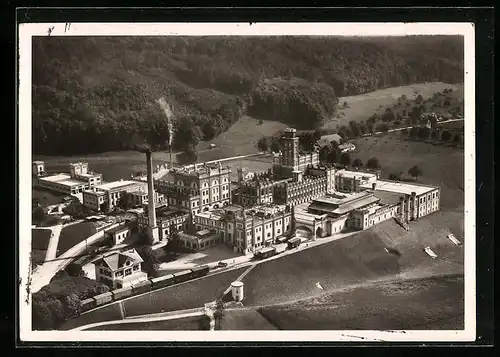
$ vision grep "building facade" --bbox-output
[105,225,132,246]
[82,180,144,212]
[335,169,379,193]
[154,162,232,218]
[178,229,221,252]
[194,204,292,255]
[92,248,148,289]
[137,209,191,242]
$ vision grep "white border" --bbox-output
[19,22,476,343]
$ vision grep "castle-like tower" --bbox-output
[281,128,300,170]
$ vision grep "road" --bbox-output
[363,118,464,137]
[30,222,120,293]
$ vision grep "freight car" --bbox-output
[131,279,153,295]
[80,297,96,313]
[111,286,133,301]
[150,274,175,289]
[190,265,210,278]
[94,291,113,306]
[173,269,193,284]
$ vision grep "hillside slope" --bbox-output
[32,36,464,155]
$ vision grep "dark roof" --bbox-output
[93,249,143,271]
[105,224,130,235]
[373,190,403,206]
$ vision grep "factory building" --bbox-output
[293,179,441,239]
[35,161,103,198]
[335,169,379,193]
[137,208,190,243]
[194,204,292,255]
[154,162,232,217]
[82,180,144,212]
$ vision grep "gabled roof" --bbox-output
[93,248,143,271]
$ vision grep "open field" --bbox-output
[123,267,246,317]
[196,116,288,160]
[85,315,204,331]
[59,303,123,330]
[32,229,51,265]
[322,82,463,130]
[221,308,279,330]
[349,133,464,211]
[258,274,464,330]
[56,222,97,257]
[241,210,463,309]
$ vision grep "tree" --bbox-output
[366,157,380,170]
[352,158,363,169]
[117,193,132,211]
[137,229,154,246]
[257,136,270,152]
[270,138,282,153]
[33,206,46,224]
[388,173,401,181]
[409,126,419,139]
[415,94,423,104]
[375,123,389,133]
[382,109,395,122]
[179,146,198,165]
[62,293,81,318]
[418,126,431,140]
[137,245,159,278]
[64,263,84,277]
[164,228,181,253]
[441,130,452,142]
[319,145,331,164]
[452,133,463,146]
[213,298,225,330]
[339,152,351,167]
[408,165,423,180]
[343,101,348,108]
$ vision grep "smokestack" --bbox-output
[145,151,158,242]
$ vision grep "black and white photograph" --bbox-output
[18,22,476,342]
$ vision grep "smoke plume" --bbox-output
[156,97,175,147]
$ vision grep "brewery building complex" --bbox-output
[33,127,441,257]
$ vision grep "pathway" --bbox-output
[72,308,205,331]
[44,224,63,262]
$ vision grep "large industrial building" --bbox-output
[34,161,103,197]
[293,179,441,240]
[154,162,232,216]
[194,204,292,255]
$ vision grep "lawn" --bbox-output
[195,116,288,160]
[258,274,464,330]
[32,187,66,207]
[322,82,463,130]
[122,267,247,317]
[31,229,51,265]
[59,303,123,331]
[32,229,51,250]
[56,222,97,257]
[349,133,464,211]
[84,315,204,331]
[220,308,278,330]
[240,210,464,309]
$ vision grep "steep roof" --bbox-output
[93,248,143,271]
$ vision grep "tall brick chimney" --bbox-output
[145,150,159,243]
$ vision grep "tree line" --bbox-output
[33,36,464,156]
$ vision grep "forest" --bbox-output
[32,36,464,155]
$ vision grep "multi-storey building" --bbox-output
[294,179,441,240]
[194,204,292,255]
[154,162,232,217]
[272,128,320,179]
[137,208,190,242]
[82,180,144,212]
[35,161,103,198]
[92,248,148,289]
[335,169,379,193]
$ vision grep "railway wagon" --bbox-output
[94,291,113,306]
[111,286,133,301]
[150,274,175,289]
[190,265,210,278]
[173,269,194,284]
[131,279,153,295]
[80,297,96,313]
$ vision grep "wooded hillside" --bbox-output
[32,36,464,155]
